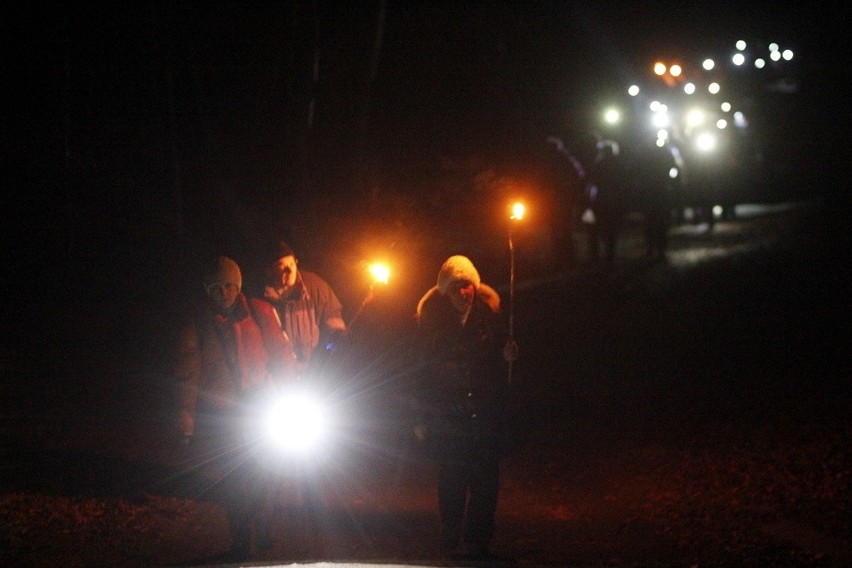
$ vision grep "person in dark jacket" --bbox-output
[412,255,518,560]
[173,256,296,560]
[637,143,677,260]
[587,140,631,262]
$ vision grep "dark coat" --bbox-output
[413,284,509,461]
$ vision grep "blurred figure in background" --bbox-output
[546,135,588,270]
[411,255,518,561]
[172,256,296,561]
[587,140,631,263]
[637,143,677,261]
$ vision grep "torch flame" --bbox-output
[510,202,526,221]
[369,263,390,285]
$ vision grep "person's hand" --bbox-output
[503,339,519,363]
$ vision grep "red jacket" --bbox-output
[174,293,296,423]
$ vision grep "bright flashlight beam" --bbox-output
[510,202,526,221]
[265,392,328,452]
[368,263,390,285]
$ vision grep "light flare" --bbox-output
[368,263,390,285]
[264,390,329,453]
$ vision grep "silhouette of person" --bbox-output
[587,140,630,262]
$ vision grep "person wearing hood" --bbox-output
[172,255,296,560]
[412,255,518,561]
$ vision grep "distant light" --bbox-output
[603,107,621,124]
[782,49,794,61]
[657,129,668,141]
[712,205,724,218]
[732,53,746,66]
[696,132,717,152]
[684,82,696,94]
[510,202,526,221]
[686,108,705,127]
[649,100,662,112]
[656,138,666,148]
[654,62,667,75]
[628,84,640,96]
[669,167,679,179]
[716,119,728,129]
[736,40,747,51]
[755,58,766,69]
[769,42,779,52]
[721,102,732,112]
[708,82,721,94]
[702,58,715,71]
[770,50,782,61]
[733,111,748,128]
[670,64,682,77]
[652,112,670,128]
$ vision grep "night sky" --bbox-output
[4,2,846,317]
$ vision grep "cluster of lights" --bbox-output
[733,40,795,69]
[603,36,795,157]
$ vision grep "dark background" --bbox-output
[2,1,848,406]
[1,4,850,565]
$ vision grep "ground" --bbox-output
[1,200,849,567]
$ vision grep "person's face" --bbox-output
[447,279,476,313]
[270,255,298,289]
[206,281,240,312]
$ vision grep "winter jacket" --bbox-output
[589,149,632,212]
[262,270,345,370]
[174,293,296,432]
[413,283,509,460]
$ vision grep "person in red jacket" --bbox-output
[173,255,296,560]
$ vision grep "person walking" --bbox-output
[638,143,676,260]
[172,256,296,560]
[587,140,631,263]
[259,240,347,375]
[255,240,349,525]
[411,255,518,560]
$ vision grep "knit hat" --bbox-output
[437,255,481,295]
[266,240,296,263]
[203,256,242,291]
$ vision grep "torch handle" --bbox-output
[508,231,515,383]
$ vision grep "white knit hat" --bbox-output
[437,255,481,295]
